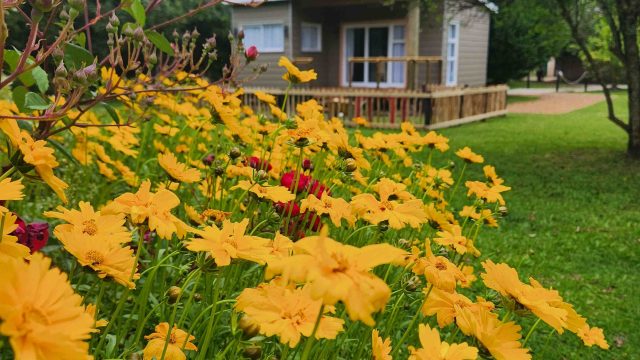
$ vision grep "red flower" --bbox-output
[308,180,331,198]
[245,45,259,61]
[280,171,310,193]
[13,215,49,253]
[248,156,272,172]
[274,201,300,217]
[301,211,322,232]
[302,159,313,171]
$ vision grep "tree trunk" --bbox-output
[619,8,640,157]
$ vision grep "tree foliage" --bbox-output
[487,0,571,83]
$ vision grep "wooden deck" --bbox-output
[242,85,508,130]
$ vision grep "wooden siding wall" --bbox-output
[231,2,291,87]
[450,7,490,86]
[418,2,445,86]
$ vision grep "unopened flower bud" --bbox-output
[238,315,259,338]
[243,346,262,360]
[202,153,215,166]
[498,206,508,217]
[123,25,135,38]
[256,170,268,181]
[106,22,116,34]
[28,0,61,13]
[378,221,389,232]
[55,61,67,78]
[344,158,357,173]
[193,293,203,302]
[245,45,258,62]
[133,27,145,42]
[237,30,245,40]
[109,14,120,27]
[167,286,182,304]
[148,52,158,65]
[302,158,313,171]
[68,0,84,11]
[214,166,225,177]
[229,147,242,159]
[128,353,142,360]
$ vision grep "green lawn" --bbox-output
[438,96,638,359]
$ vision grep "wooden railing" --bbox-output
[347,56,443,90]
[242,85,508,130]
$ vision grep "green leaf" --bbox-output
[145,30,174,56]
[12,85,28,112]
[4,49,35,87]
[17,120,33,132]
[24,92,50,110]
[49,139,80,166]
[99,102,120,124]
[63,43,94,69]
[126,0,146,27]
[75,32,86,48]
[32,66,49,93]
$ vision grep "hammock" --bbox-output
[557,70,589,85]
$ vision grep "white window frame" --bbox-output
[240,23,285,53]
[340,21,406,88]
[446,21,459,86]
[301,22,322,52]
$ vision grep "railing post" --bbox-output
[424,97,432,126]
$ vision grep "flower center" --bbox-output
[434,260,448,271]
[380,200,394,211]
[22,304,51,327]
[85,249,105,265]
[82,219,98,236]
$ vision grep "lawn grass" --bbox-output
[437,95,638,359]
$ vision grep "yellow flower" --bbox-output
[0,212,31,260]
[577,325,609,350]
[104,180,191,239]
[372,329,393,360]
[254,91,277,105]
[408,324,478,360]
[423,131,450,152]
[481,260,568,333]
[59,231,139,288]
[410,242,465,293]
[0,178,24,212]
[465,181,511,205]
[232,180,295,203]
[455,147,484,163]
[434,225,478,256]
[0,253,94,360]
[185,218,271,266]
[353,116,370,127]
[351,179,426,229]
[85,303,109,330]
[483,165,504,186]
[45,201,131,244]
[300,193,355,227]
[455,307,531,360]
[143,322,197,360]
[18,132,69,203]
[235,280,344,347]
[266,232,294,260]
[269,104,288,121]
[158,151,201,183]
[421,287,494,328]
[278,56,317,83]
[266,233,406,325]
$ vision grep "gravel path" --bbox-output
[509,93,605,114]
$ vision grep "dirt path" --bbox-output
[508,93,605,114]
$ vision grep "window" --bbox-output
[446,22,459,86]
[301,23,322,52]
[241,23,285,53]
[343,23,406,87]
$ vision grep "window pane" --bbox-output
[243,25,262,48]
[447,60,456,83]
[392,43,405,83]
[346,28,365,82]
[368,27,389,82]
[449,24,457,40]
[263,24,284,50]
[302,25,319,50]
[393,25,405,41]
[448,43,456,58]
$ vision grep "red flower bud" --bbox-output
[302,159,313,171]
[248,156,272,172]
[274,201,300,217]
[245,46,259,61]
[308,180,331,198]
[12,215,49,253]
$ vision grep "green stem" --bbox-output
[196,272,222,360]
[300,304,325,360]
[391,285,432,357]
[523,317,542,347]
